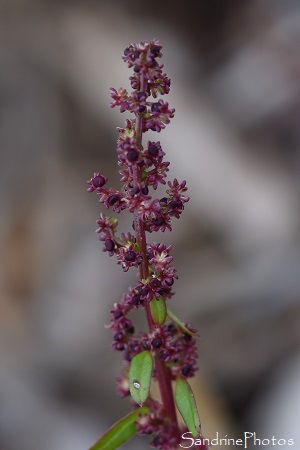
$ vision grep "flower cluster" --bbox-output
[108,298,198,377]
[88,40,204,450]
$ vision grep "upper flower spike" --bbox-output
[110,39,173,117]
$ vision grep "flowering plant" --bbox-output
[87,40,206,450]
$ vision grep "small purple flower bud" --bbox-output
[183,333,192,342]
[149,278,161,289]
[114,332,124,341]
[170,200,183,209]
[125,251,136,261]
[137,91,147,100]
[150,45,161,57]
[151,102,162,113]
[140,287,148,297]
[127,148,139,161]
[148,144,159,156]
[138,105,146,113]
[129,341,138,351]
[108,195,119,205]
[159,197,168,204]
[147,252,154,261]
[141,185,149,195]
[181,365,191,376]
[148,58,157,68]
[114,309,123,319]
[152,337,162,349]
[93,175,106,188]
[132,50,140,60]
[132,294,141,306]
[130,186,140,196]
[157,288,165,296]
[152,216,164,226]
[134,65,141,73]
[87,172,108,192]
[124,46,132,56]
[105,239,115,252]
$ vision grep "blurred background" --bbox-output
[1,0,300,449]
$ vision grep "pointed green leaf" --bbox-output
[89,407,148,450]
[167,308,199,337]
[129,351,153,405]
[175,376,201,438]
[150,296,167,325]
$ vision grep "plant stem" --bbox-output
[132,74,179,432]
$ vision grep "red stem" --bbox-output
[132,74,179,430]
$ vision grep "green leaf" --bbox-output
[175,376,201,438]
[89,407,148,450]
[129,351,153,405]
[150,296,167,325]
[167,308,199,337]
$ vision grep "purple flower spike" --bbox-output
[87,40,203,450]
